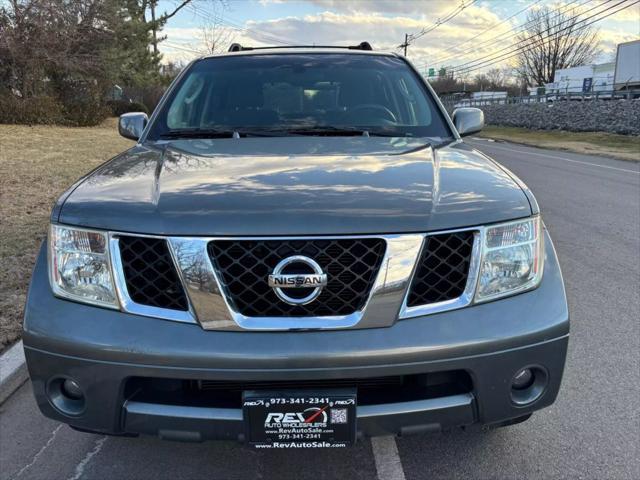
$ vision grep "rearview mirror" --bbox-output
[452,108,484,137]
[118,112,148,141]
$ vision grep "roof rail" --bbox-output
[227,42,373,53]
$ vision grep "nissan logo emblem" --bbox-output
[267,255,328,305]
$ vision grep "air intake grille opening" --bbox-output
[125,371,473,409]
[407,231,475,307]
[118,236,189,311]
[208,238,386,317]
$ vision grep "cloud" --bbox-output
[599,28,640,61]
[240,6,507,70]
[161,5,519,73]
[160,24,279,64]
[307,0,455,15]
[161,0,640,75]
[588,0,640,22]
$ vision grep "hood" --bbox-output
[57,137,531,236]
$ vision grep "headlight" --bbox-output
[49,225,118,308]
[475,216,544,302]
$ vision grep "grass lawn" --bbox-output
[0,119,134,350]
[475,126,640,161]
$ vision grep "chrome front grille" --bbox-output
[208,238,386,317]
[407,231,475,307]
[118,236,189,311]
[110,229,481,331]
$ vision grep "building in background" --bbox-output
[439,41,639,107]
[614,40,640,90]
[542,40,640,98]
[545,62,615,96]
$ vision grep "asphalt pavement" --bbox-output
[1,139,639,480]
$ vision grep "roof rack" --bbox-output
[227,42,373,52]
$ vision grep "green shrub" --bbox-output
[106,99,149,117]
[0,95,111,126]
[0,95,65,125]
[62,99,111,127]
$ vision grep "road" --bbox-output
[2,139,639,480]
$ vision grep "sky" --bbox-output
[158,0,640,78]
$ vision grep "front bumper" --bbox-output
[23,232,569,441]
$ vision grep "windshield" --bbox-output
[147,53,452,139]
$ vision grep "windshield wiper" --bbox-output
[159,126,413,139]
[277,126,410,137]
[281,126,366,136]
[160,128,238,139]
[159,128,291,139]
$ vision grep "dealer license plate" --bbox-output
[243,389,357,449]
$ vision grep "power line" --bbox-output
[398,0,478,55]
[447,0,604,72]
[410,0,479,42]
[422,0,546,67]
[186,3,294,46]
[414,0,586,70]
[167,2,291,50]
[219,17,293,45]
[163,41,205,55]
[449,0,622,74]
[452,0,638,76]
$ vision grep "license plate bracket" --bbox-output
[243,388,357,449]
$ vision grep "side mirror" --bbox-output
[118,112,148,141]
[452,107,484,137]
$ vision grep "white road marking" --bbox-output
[12,424,63,479]
[67,436,108,480]
[468,141,640,174]
[371,436,406,480]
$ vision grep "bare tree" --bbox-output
[484,68,506,88]
[145,1,231,57]
[473,73,490,91]
[515,6,601,86]
[201,12,234,54]
[428,75,459,94]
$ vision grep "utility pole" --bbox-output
[400,33,409,57]
[147,0,192,58]
[150,0,158,57]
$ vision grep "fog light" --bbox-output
[47,377,86,416]
[512,368,534,390]
[62,379,84,400]
[510,366,548,406]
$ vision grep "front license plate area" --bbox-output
[243,389,357,449]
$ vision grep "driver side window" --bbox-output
[167,74,207,128]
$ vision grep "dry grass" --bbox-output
[0,118,134,349]
[476,126,640,161]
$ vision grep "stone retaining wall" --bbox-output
[449,99,640,135]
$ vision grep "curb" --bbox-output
[470,135,640,163]
[0,340,28,404]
